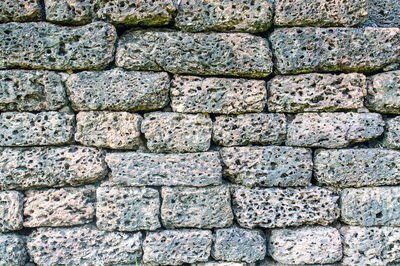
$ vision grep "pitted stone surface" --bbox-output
[0,191,23,232]
[143,230,212,265]
[212,227,266,263]
[23,187,95,227]
[161,186,233,229]
[141,112,212,153]
[0,22,116,70]
[0,112,74,146]
[67,69,170,111]
[315,149,400,189]
[27,226,142,265]
[384,117,400,149]
[0,146,107,190]
[287,113,384,148]
[96,186,160,231]
[0,234,27,265]
[116,30,273,77]
[0,0,41,22]
[270,27,400,74]
[341,187,400,226]
[194,262,253,266]
[368,0,400,27]
[267,73,367,113]
[268,226,342,265]
[171,76,266,114]
[213,114,286,146]
[232,186,339,228]
[105,152,222,186]
[44,0,94,25]
[220,146,312,187]
[75,111,143,149]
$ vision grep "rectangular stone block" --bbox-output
[384,117,400,148]
[267,73,367,113]
[232,186,339,228]
[0,0,41,22]
[161,186,233,229]
[0,234,27,265]
[66,69,170,111]
[368,0,400,27]
[0,22,116,70]
[220,146,312,187]
[116,30,273,77]
[171,75,266,114]
[105,152,222,187]
[0,146,107,190]
[270,27,400,74]
[287,112,384,148]
[0,191,23,232]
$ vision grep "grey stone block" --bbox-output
[384,117,400,149]
[193,262,253,266]
[368,0,400,27]
[0,191,23,232]
[0,0,41,22]
[0,234,27,265]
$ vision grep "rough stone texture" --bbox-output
[270,27,400,74]
[232,186,339,228]
[341,187,400,226]
[0,191,23,232]
[314,149,400,189]
[384,117,400,149]
[274,0,368,26]
[0,112,74,146]
[75,111,143,149]
[27,226,142,265]
[96,186,160,231]
[0,146,107,190]
[116,30,273,77]
[0,0,41,22]
[287,112,384,148]
[66,69,170,111]
[175,0,273,33]
[267,73,367,113]
[368,0,400,27]
[268,226,342,265]
[0,22,116,70]
[23,187,95,227]
[161,186,233,229]
[143,230,212,265]
[141,112,212,153]
[105,152,222,186]
[194,262,253,266]
[213,114,286,146]
[171,76,266,114]
[212,227,266,263]
[220,146,312,187]
[0,234,28,265]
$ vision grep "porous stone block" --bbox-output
[75,111,143,149]
[268,226,342,265]
[0,146,107,190]
[194,263,253,266]
[0,22,116,70]
[384,117,400,148]
[27,226,142,265]
[96,186,160,231]
[213,114,286,146]
[287,112,384,148]
[0,0,41,22]
[44,0,94,25]
[141,112,212,153]
[116,30,273,77]
[368,0,400,27]
[143,230,212,265]
[23,187,94,227]
[0,234,27,265]
[341,187,400,226]
[161,186,233,229]
[105,152,222,186]
[66,69,170,111]
[232,186,339,228]
[0,112,74,146]
[267,73,367,113]
[171,75,266,114]
[0,191,23,232]
[220,146,312,187]
[270,27,400,74]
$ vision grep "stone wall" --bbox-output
[0,0,400,265]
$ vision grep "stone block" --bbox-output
[384,117,400,148]
[0,234,27,265]
[368,0,400,27]
[0,191,23,232]
[0,0,41,22]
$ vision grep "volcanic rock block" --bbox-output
[116,30,273,77]
[267,73,367,113]
[0,234,27,265]
[232,186,339,228]
[66,69,170,111]
[105,152,222,186]
[0,22,116,70]
[0,191,23,232]
[96,186,161,231]
[268,226,342,265]
[270,27,400,74]
[0,0,41,22]
[220,146,312,187]
[194,263,253,266]
[0,146,107,190]
[368,0,400,27]
[384,117,400,148]
[287,112,384,148]
[143,230,212,265]
[27,226,142,265]
[171,76,266,114]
